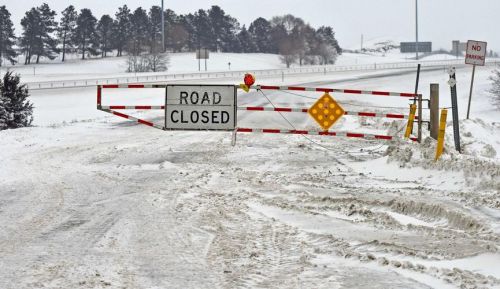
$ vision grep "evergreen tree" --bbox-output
[169,23,189,52]
[73,9,98,60]
[208,6,240,52]
[0,89,7,129]
[148,6,162,53]
[58,5,77,62]
[34,3,59,64]
[237,26,256,53]
[20,4,59,65]
[0,6,18,66]
[127,7,149,56]
[179,14,197,51]
[0,72,33,130]
[316,26,342,55]
[192,10,214,50]
[164,9,179,50]
[111,5,131,57]
[248,18,272,53]
[20,8,41,64]
[97,15,113,57]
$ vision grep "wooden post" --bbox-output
[430,83,439,140]
[418,93,423,142]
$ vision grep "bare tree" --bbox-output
[278,39,298,68]
[317,43,338,65]
[145,52,169,72]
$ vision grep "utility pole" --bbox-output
[361,34,364,51]
[161,0,165,52]
[415,0,419,60]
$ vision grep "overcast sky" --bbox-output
[4,0,499,52]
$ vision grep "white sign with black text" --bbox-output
[465,40,487,66]
[165,85,236,130]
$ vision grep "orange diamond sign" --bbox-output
[308,93,344,131]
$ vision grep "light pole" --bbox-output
[161,0,165,52]
[415,0,419,60]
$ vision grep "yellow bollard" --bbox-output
[404,104,417,139]
[435,109,448,161]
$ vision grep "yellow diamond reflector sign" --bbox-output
[308,93,344,131]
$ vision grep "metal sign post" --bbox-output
[448,67,461,153]
[465,40,487,119]
[466,64,476,119]
[196,48,209,72]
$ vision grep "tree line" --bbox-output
[0,4,341,67]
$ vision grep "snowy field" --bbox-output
[1,53,499,288]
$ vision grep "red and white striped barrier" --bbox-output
[102,109,164,130]
[97,84,419,142]
[101,84,168,89]
[237,128,418,142]
[243,85,420,98]
[100,105,416,120]
[101,105,165,110]
[99,83,420,98]
[237,106,418,120]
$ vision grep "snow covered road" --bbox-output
[1,65,499,288]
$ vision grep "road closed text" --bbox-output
[166,85,236,130]
[170,110,231,124]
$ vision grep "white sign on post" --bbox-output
[465,40,487,66]
[465,40,487,119]
[165,85,236,130]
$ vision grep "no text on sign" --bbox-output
[465,40,487,66]
[165,85,236,130]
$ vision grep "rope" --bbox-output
[257,89,351,168]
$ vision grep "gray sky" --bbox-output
[5,0,499,51]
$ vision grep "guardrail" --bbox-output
[25,58,498,90]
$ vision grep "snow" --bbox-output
[1,52,500,288]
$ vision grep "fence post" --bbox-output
[430,83,439,140]
[418,93,423,142]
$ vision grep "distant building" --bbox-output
[451,40,467,56]
[400,42,432,53]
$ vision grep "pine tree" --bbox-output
[127,7,149,56]
[179,14,196,51]
[111,5,131,57]
[0,6,18,67]
[97,15,113,57]
[192,10,215,50]
[20,4,59,65]
[169,23,189,52]
[58,5,77,62]
[164,9,179,51]
[0,92,7,130]
[73,9,98,60]
[20,8,41,65]
[249,18,272,53]
[0,71,33,130]
[148,6,162,54]
[208,6,239,52]
[35,3,59,64]
[316,26,342,55]
[237,26,256,53]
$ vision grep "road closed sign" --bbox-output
[465,40,487,66]
[165,85,236,130]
